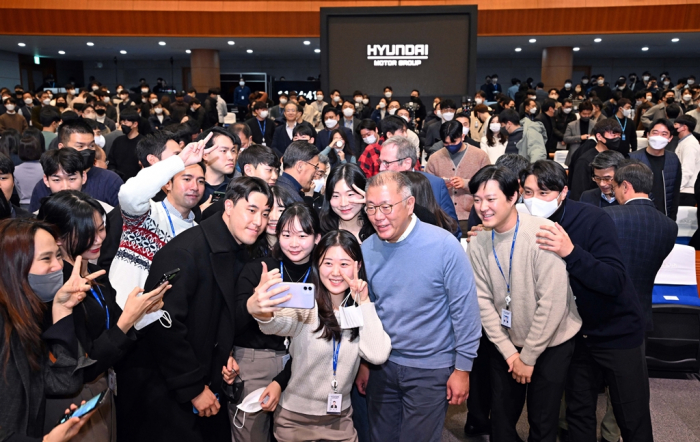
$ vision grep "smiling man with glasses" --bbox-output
[579,150,625,208]
[275,140,320,201]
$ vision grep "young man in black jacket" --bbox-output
[520,160,652,442]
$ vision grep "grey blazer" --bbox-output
[564,118,595,165]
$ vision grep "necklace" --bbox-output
[282,263,310,282]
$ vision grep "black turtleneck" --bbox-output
[280,255,312,283]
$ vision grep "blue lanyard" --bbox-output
[257,119,266,139]
[90,285,110,330]
[492,215,519,306]
[280,262,310,283]
[332,337,341,376]
[161,201,176,237]
[614,115,627,132]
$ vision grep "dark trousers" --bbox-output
[565,336,652,442]
[465,331,493,428]
[679,193,696,207]
[351,382,371,442]
[366,360,452,442]
[490,339,574,442]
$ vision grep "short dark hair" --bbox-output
[541,99,557,113]
[519,160,568,192]
[136,131,178,168]
[238,144,279,173]
[665,103,682,119]
[578,100,594,112]
[440,121,463,143]
[0,153,14,174]
[292,123,317,140]
[224,176,274,208]
[590,98,604,110]
[381,115,407,136]
[282,141,319,170]
[358,119,377,132]
[57,119,94,146]
[439,99,457,111]
[40,148,86,177]
[650,118,675,134]
[590,150,625,171]
[18,136,43,162]
[617,98,632,109]
[197,127,240,150]
[614,160,653,194]
[119,110,140,123]
[592,118,623,137]
[253,101,268,111]
[495,154,530,177]
[675,114,697,133]
[498,109,521,126]
[322,106,339,118]
[230,122,251,139]
[468,165,519,201]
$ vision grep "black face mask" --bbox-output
[78,149,96,168]
[604,137,621,150]
[95,108,106,116]
[580,117,590,123]
[56,102,66,108]
[121,125,132,135]
[298,101,306,108]
[666,97,675,105]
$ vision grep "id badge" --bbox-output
[339,305,364,329]
[622,134,626,141]
[108,368,117,396]
[327,393,342,415]
[501,309,512,329]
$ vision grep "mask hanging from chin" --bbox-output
[523,196,561,219]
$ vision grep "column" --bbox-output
[541,47,573,90]
[190,49,220,92]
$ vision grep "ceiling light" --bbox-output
[672,38,680,42]
[120,50,127,54]
[228,41,235,45]
[529,39,536,43]
[159,41,166,46]
[186,49,191,54]
[515,47,522,52]
[17,42,25,47]
[303,41,311,45]
[314,49,321,53]
[642,47,649,51]
[86,42,94,46]
[58,50,65,55]
[573,47,580,51]
[246,49,253,53]
[594,38,602,43]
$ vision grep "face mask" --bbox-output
[313,178,325,193]
[150,98,158,105]
[666,97,675,105]
[648,135,670,150]
[550,95,558,100]
[436,109,442,118]
[602,137,621,150]
[636,100,642,107]
[121,124,132,135]
[78,149,96,168]
[239,81,245,86]
[232,387,267,429]
[95,134,106,148]
[84,113,96,120]
[489,122,501,133]
[333,96,341,103]
[28,269,64,303]
[378,102,386,109]
[688,79,695,85]
[24,98,33,105]
[664,81,670,87]
[528,96,536,101]
[445,140,463,154]
[597,80,604,86]
[258,110,269,119]
[354,97,362,103]
[474,98,483,105]
[461,126,470,137]
[5,104,15,112]
[492,78,498,84]
[523,195,561,219]
[155,107,163,114]
[141,88,148,93]
[643,76,650,82]
[363,134,377,144]
[42,99,51,105]
[190,106,197,113]
[529,107,538,114]
[317,95,324,102]
[388,108,397,115]
[563,107,572,114]
[622,108,632,118]
[683,95,692,102]
[442,111,454,121]
[100,96,109,103]
[618,85,625,90]
[342,108,354,117]
[646,96,653,102]
[580,117,590,123]
[279,98,288,105]
[91,86,99,91]
[298,101,306,108]
[95,108,106,116]
[582,79,589,85]
[116,88,123,94]
[401,115,410,123]
[325,119,338,128]
[384,92,392,98]
[630,77,637,82]
[362,99,369,105]
[564,82,572,88]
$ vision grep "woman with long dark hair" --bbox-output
[0,218,102,441]
[321,128,356,168]
[403,171,458,235]
[232,202,321,441]
[320,163,374,243]
[38,190,170,441]
[481,114,508,164]
[247,230,391,442]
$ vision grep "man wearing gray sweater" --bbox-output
[468,165,582,442]
[361,171,481,442]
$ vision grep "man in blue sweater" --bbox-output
[520,160,652,442]
[361,171,481,442]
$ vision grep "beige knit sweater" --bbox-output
[258,302,391,415]
[468,213,582,366]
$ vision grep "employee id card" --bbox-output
[327,393,342,415]
[501,309,512,329]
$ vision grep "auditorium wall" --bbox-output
[0,50,20,88]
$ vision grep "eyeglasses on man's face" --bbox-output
[365,197,410,215]
[379,158,406,168]
[303,160,320,171]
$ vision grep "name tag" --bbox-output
[501,309,512,329]
[327,393,342,414]
[108,368,118,396]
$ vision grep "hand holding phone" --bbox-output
[269,282,315,309]
[57,390,107,425]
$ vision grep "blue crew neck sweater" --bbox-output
[361,219,481,371]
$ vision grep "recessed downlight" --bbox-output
[87,42,94,46]
[515,47,522,52]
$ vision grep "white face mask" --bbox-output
[442,111,454,121]
[155,107,163,114]
[683,95,692,102]
[325,118,338,128]
[582,79,589,84]
[317,95,324,102]
[313,178,325,193]
[523,195,561,218]
[116,88,123,94]
[622,108,632,118]
[239,81,245,86]
[635,100,642,107]
[94,134,106,147]
[384,92,392,98]
[333,96,341,103]
[664,81,671,87]
[643,76,650,82]
[150,98,158,104]
[492,78,498,84]
[342,108,354,117]
[563,107,572,114]
[91,86,99,91]
[436,109,442,118]
[5,104,15,112]
[648,135,670,150]
[401,115,410,123]
[42,98,51,105]
[474,98,483,105]
[528,96,536,100]
[70,89,78,95]
[232,387,267,429]
[279,98,288,105]
[354,97,362,103]
[565,83,572,88]
[388,108,397,115]
[363,134,377,144]
[378,102,386,109]
[362,99,369,105]
[529,107,538,114]
[489,122,501,133]
[103,97,110,103]
[597,80,605,86]
[24,98,33,105]
[618,85,625,90]
[462,126,470,136]
[141,89,149,93]
[258,110,269,119]
[688,79,695,85]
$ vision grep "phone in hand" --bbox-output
[57,390,108,425]
[142,268,180,295]
[211,191,226,203]
[268,282,315,309]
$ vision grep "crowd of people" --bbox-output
[0,70,695,442]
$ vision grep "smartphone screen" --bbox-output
[58,390,106,424]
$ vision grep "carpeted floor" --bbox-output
[441,375,700,442]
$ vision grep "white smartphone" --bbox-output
[269,282,315,309]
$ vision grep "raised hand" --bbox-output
[117,283,171,332]
[53,256,105,316]
[246,261,291,319]
[341,261,369,305]
[350,184,366,205]
[180,131,214,166]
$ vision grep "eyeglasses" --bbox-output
[365,197,410,215]
[592,176,614,183]
[303,160,320,171]
[379,158,407,168]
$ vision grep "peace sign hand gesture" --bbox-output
[341,261,369,305]
[52,256,105,323]
[180,131,214,166]
[349,184,366,205]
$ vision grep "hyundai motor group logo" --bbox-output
[367,44,429,66]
